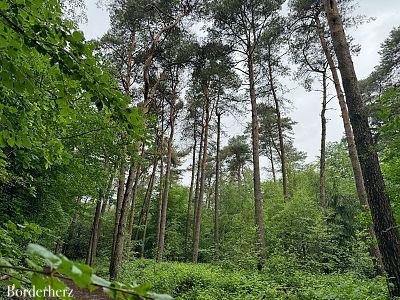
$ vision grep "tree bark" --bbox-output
[127,163,142,241]
[323,0,400,296]
[206,175,213,209]
[247,49,267,268]
[134,150,157,242]
[315,13,384,275]
[157,100,176,262]
[110,165,134,279]
[214,109,222,260]
[139,158,157,258]
[87,172,114,266]
[267,49,289,201]
[192,86,211,263]
[265,116,277,183]
[319,71,327,209]
[156,105,165,253]
[185,121,197,247]
[86,196,102,266]
[192,107,205,259]
[268,141,276,183]
[111,163,126,259]
[110,146,144,280]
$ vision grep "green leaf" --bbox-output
[0,1,10,9]
[57,257,92,288]
[148,292,174,300]
[71,31,84,43]
[0,257,12,267]
[91,274,111,287]
[26,243,60,266]
[7,136,15,147]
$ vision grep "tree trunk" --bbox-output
[135,153,156,242]
[192,86,210,263]
[135,153,158,243]
[156,105,165,253]
[127,145,146,241]
[127,164,142,240]
[323,0,400,296]
[191,107,205,259]
[111,163,126,259]
[315,13,384,275]
[247,49,267,268]
[269,141,276,183]
[206,175,213,209]
[214,110,221,260]
[86,196,102,266]
[139,158,157,258]
[267,50,288,201]
[157,101,176,262]
[319,71,327,209]
[185,121,197,247]
[87,172,114,266]
[110,154,142,279]
[134,201,145,242]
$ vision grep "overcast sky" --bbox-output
[79,0,400,184]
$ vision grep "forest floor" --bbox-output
[94,259,388,300]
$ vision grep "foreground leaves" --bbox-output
[0,243,173,300]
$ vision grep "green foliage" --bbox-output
[119,259,387,300]
[376,88,400,222]
[221,135,251,182]
[0,0,143,169]
[0,0,144,238]
[0,221,54,267]
[0,239,172,300]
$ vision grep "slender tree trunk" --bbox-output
[323,1,400,296]
[135,151,158,243]
[192,86,210,263]
[134,201,145,242]
[156,105,165,252]
[269,142,276,183]
[214,111,221,259]
[110,148,143,279]
[110,165,133,279]
[206,176,213,209]
[192,107,205,259]
[91,196,107,262]
[86,196,102,266]
[135,156,156,242]
[247,49,267,268]
[157,101,176,262]
[87,172,114,266]
[267,50,288,200]
[320,71,327,209]
[265,119,277,183]
[127,145,145,240]
[127,164,141,240]
[108,31,136,265]
[315,14,384,275]
[111,163,126,259]
[185,121,197,247]
[139,158,157,258]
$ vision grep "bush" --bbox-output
[119,259,387,299]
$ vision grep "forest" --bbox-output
[0,0,400,299]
